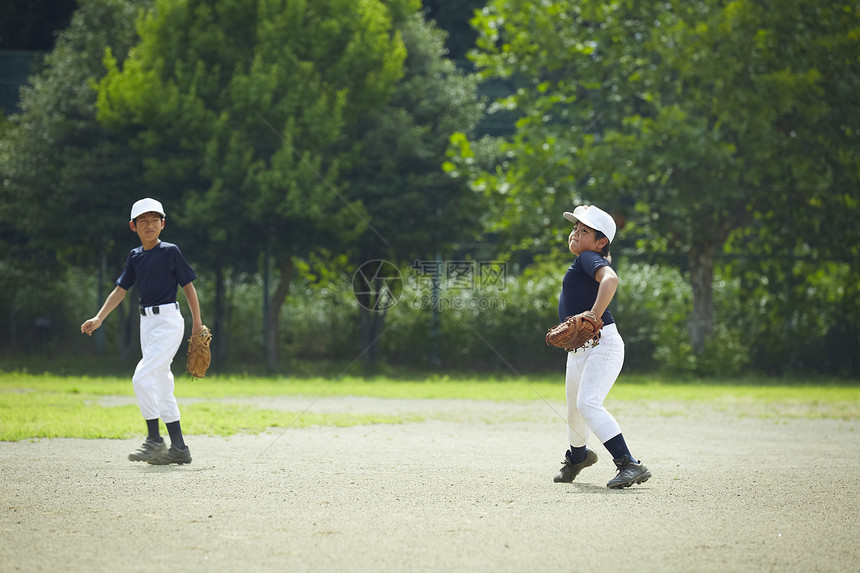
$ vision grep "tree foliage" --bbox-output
[1,0,488,371]
[1,0,151,266]
[346,13,483,262]
[340,11,484,369]
[451,0,860,356]
[0,0,152,354]
[94,0,411,368]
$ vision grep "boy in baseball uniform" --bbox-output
[553,205,651,488]
[81,198,205,465]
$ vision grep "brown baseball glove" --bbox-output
[186,325,212,379]
[545,311,604,352]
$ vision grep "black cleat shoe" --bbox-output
[128,438,167,462]
[607,454,651,489]
[553,448,598,483]
[147,445,192,465]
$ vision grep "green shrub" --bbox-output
[12,253,851,377]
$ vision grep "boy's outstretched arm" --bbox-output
[182,282,204,335]
[81,286,127,335]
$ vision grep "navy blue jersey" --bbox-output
[117,241,197,307]
[558,251,615,325]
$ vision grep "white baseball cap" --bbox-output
[130,198,165,221]
[563,205,616,243]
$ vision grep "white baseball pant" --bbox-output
[133,303,185,423]
[564,323,625,446]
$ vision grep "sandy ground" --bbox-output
[1,396,858,573]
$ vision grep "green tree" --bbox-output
[96,0,408,369]
[0,0,152,357]
[453,0,860,356]
[722,2,860,375]
[343,12,483,369]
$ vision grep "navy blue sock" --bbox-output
[146,419,161,442]
[165,421,186,450]
[569,445,587,464]
[603,433,634,462]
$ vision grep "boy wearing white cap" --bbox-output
[81,198,205,465]
[552,205,651,488]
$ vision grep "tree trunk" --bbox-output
[264,257,293,371]
[687,243,715,355]
[355,265,396,373]
[360,304,386,373]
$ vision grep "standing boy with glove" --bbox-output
[551,205,651,489]
[81,198,205,465]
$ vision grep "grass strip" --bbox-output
[2,371,858,401]
[1,372,857,441]
[0,391,419,441]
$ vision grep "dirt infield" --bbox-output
[1,397,858,572]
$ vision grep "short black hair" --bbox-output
[133,212,164,224]
[594,230,611,258]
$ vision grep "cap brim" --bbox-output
[563,212,577,224]
[131,209,164,220]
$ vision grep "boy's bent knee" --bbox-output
[576,396,605,416]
